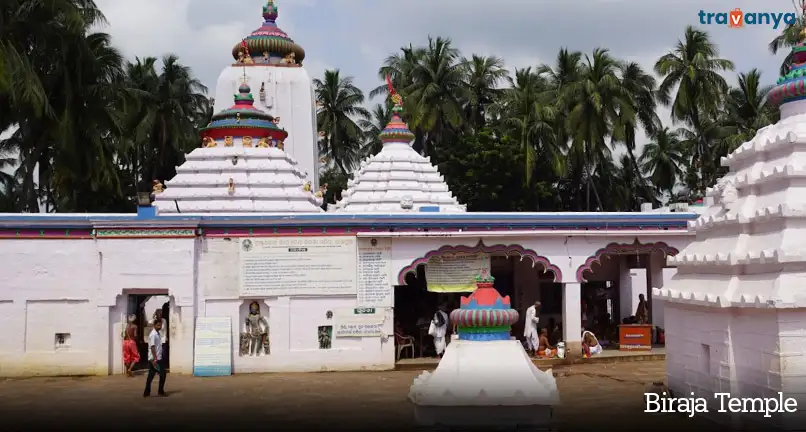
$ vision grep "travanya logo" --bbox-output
[698,9,797,29]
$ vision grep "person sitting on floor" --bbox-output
[536,328,557,358]
[582,330,603,358]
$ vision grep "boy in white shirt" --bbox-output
[143,319,167,397]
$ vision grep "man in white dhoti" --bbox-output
[429,305,450,357]
[524,301,541,355]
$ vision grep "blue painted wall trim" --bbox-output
[0,211,697,229]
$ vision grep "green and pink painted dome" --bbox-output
[379,103,416,144]
[770,38,806,105]
[231,0,305,63]
[449,272,519,341]
[200,81,288,143]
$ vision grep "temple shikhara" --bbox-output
[652,33,806,429]
[0,0,718,408]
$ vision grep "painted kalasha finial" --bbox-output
[263,0,279,21]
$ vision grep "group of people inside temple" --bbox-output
[395,290,652,360]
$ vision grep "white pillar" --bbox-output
[618,257,633,321]
[562,282,582,358]
[649,252,666,327]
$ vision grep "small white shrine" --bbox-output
[331,91,465,213]
[654,40,806,429]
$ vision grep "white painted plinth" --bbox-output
[409,339,559,429]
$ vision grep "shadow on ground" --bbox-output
[0,361,726,431]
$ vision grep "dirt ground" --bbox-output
[0,361,724,431]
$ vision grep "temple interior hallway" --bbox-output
[0,361,727,431]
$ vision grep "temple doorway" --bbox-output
[393,254,521,362]
[125,293,171,372]
[393,264,459,360]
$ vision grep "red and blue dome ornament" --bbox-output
[449,269,520,341]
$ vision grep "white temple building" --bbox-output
[653,39,806,429]
[213,0,318,189]
[331,99,465,213]
[0,0,696,378]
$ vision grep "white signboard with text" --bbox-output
[193,316,232,377]
[239,236,357,296]
[356,238,393,308]
[333,307,386,337]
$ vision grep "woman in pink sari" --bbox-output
[122,314,140,376]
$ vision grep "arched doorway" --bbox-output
[575,240,678,342]
[392,241,562,360]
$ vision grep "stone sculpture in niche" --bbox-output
[242,136,253,148]
[318,325,332,350]
[257,137,270,148]
[224,136,234,147]
[241,301,269,356]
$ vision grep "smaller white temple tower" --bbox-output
[331,86,465,212]
[213,0,318,189]
[154,78,323,213]
[653,36,806,429]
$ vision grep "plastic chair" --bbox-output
[395,332,415,361]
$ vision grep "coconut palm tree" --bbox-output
[403,37,468,158]
[616,61,660,203]
[640,127,687,200]
[494,68,559,186]
[461,55,508,130]
[655,26,734,193]
[314,69,370,175]
[563,48,632,210]
[721,69,777,152]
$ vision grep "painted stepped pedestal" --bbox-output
[409,274,560,430]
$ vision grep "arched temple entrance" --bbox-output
[575,239,679,343]
[392,241,562,360]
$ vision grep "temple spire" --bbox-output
[377,75,415,145]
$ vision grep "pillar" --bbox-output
[618,257,633,321]
[562,282,582,359]
[649,252,666,328]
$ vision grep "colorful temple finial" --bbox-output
[450,272,519,341]
[231,0,305,65]
[263,0,279,21]
[378,75,415,145]
[768,9,806,106]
